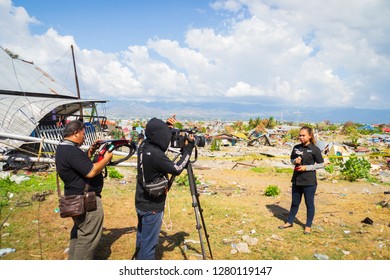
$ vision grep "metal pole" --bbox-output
[0,155,136,167]
[0,132,132,158]
[71,44,83,119]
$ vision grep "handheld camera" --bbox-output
[170,128,206,149]
[94,139,136,165]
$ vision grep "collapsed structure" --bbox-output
[0,47,107,170]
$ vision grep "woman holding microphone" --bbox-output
[278,126,324,235]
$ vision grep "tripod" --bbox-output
[169,148,213,260]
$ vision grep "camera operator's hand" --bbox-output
[166,114,176,128]
[184,133,195,151]
[88,140,102,157]
[187,133,195,143]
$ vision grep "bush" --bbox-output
[264,185,281,197]
[175,173,200,187]
[325,164,335,174]
[107,167,124,179]
[340,155,371,182]
[210,138,221,151]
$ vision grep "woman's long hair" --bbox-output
[300,126,316,144]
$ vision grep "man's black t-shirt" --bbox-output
[291,143,323,186]
[55,141,104,196]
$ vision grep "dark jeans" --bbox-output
[135,208,163,260]
[287,184,317,227]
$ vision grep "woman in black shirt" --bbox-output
[278,126,324,235]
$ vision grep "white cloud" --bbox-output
[1,0,389,110]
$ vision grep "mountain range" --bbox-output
[103,100,389,124]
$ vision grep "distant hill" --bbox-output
[104,100,389,124]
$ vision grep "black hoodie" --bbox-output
[135,117,194,212]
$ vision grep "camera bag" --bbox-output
[139,143,168,197]
[56,173,97,218]
[143,176,168,197]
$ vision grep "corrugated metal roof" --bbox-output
[0,47,107,150]
[0,47,76,97]
[0,95,105,148]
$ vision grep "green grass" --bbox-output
[1,166,389,260]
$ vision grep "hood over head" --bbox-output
[145,117,171,151]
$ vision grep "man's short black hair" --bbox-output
[63,120,85,137]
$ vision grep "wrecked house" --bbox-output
[247,133,273,147]
[212,133,243,146]
[321,141,353,162]
[0,47,107,169]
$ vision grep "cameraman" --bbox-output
[134,116,194,260]
[55,120,113,259]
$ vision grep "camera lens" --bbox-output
[195,135,206,147]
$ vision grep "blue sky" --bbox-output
[1,0,390,117]
[12,0,220,52]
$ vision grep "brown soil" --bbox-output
[1,145,389,260]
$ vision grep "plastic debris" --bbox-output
[0,248,16,257]
[314,253,330,260]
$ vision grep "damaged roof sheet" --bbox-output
[0,47,76,98]
[0,47,106,149]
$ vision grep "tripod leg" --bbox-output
[187,163,213,259]
[194,190,213,259]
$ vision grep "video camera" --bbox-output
[171,128,206,148]
[94,139,136,165]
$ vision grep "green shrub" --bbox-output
[107,167,124,179]
[250,167,270,173]
[210,138,221,151]
[275,167,293,174]
[325,163,335,173]
[340,154,371,182]
[0,177,16,209]
[174,173,201,187]
[264,185,281,197]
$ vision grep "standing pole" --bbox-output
[71,45,83,119]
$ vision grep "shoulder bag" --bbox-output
[56,173,97,218]
[139,143,168,197]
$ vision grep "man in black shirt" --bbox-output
[55,120,113,259]
[134,117,194,260]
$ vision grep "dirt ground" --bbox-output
[94,145,390,260]
[1,145,389,260]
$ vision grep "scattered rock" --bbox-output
[242,235,250,241]
[184,239,200,244]
[246,237,258,246]
[362,188,373,194]
[222,238,238,244]
[271,234,284,241]
[236,242,251,253]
